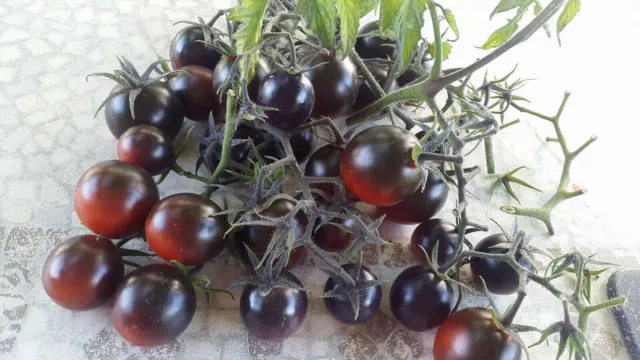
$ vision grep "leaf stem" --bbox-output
[203,91,236,198]
[427,2,443,79]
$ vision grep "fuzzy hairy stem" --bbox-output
[502,92,597,234]
[203,91,236,198]
[484,137,496,174]
[427,3,443,79]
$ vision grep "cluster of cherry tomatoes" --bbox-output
[40,19,529,360]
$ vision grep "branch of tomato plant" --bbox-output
[203,90,237,198]
[500,91,597,235]
[344,0,568,127]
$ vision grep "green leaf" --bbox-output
[337,0,362,56]
[379,0,403,35]
[534,1,551,38]
[156,53,172,73]
[481,3,531,50]
[490,0,532,19]
[360,0,380,17]
[297,0,337,50]
[429,41,452,60]
[443,9,459,40]
[391,0,427,73]
[228,0,269,54]
[556,0,581,46]
[411,143,422,162]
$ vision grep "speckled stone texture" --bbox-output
[0,0,635,359]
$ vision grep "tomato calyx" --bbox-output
[321,257,384,321]
[169,260,235,302]
[173,16,235,57]
[87,56,188,119]
[488,166,543,204]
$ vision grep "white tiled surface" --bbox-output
[0,0,637,359]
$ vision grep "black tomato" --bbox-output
[305,144,342,195]
[42,235,124,311]
[304,53,359,118]
[290,127,317,163]
[257,70,315,130]
[74,160,159,239]
[350,64,398,114]
[145,193,229,266]
[313,213,354,252]
[167,65,216,122]
[354,21,396,60]
[324,264,382,324]
[341,125,423,206]
[390,265,454,331]
[104,83,184,139]
[240,271,308,341]
[170,26,222,70]
[378,171,448,224]
[470,234,534,295]
[111,264,196,347]
[409,219,457,265]
[397,61,433,87]
[232,199,308,270]
[117,124,174,175]
[433,307,522,360]
[212,55,271,112]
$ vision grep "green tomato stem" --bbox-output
[427,3,442,79]
[203,91,236,198]
[484,137,496,174]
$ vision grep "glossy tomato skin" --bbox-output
[111,264,196,347]
[232,199,308,270]
[390,265,454,331]
[305,144,342,195]
[354,21,396,60]
[42,235,124,311]
[433,307,522,360]
[167,65,216,122]
[104,83,184,140]
[350,64,398,114]
[379,172,448,224]
[145,193,229,265]
[304,53,359,118]
[170,26,222,70]
[240,271,308,341]
[470,234,534,295]
[313,213,354,252]
[324,264,382,324]
[341,125,423,206]
[290,127,317,163]
[410,219,457,265]
[212,56,271,112]
[74,160,159,239]
[117,124,174,175]
[257,70,315,130]
[397,61,433,87]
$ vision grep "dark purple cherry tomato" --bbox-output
[313,213,354,252]
[390,265,454,331]
[470,234,534,295]
[232,199,308,270]
[304,53,359,118]
[198,123,267,172]
[341,125,423,206]
[305,144,342,195]
[378,172,448,224]
[410,219,457,265]
[111,264,196,347]
[257,70,315,130]
[167,65,216,122]
[212,55,271,112]
[170,26,222,70]
[117,124,174,175]
[350,64,398,114]
[240,271,308,341]
[397,61,433,87]
[290,126,317,162]
[74,160,159,239]
[104,83,184,139]
[145,193,229,266]
[354,21,396,60]
[324,264,382,324]
[42,235,124,311]
[433,307,522,360]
